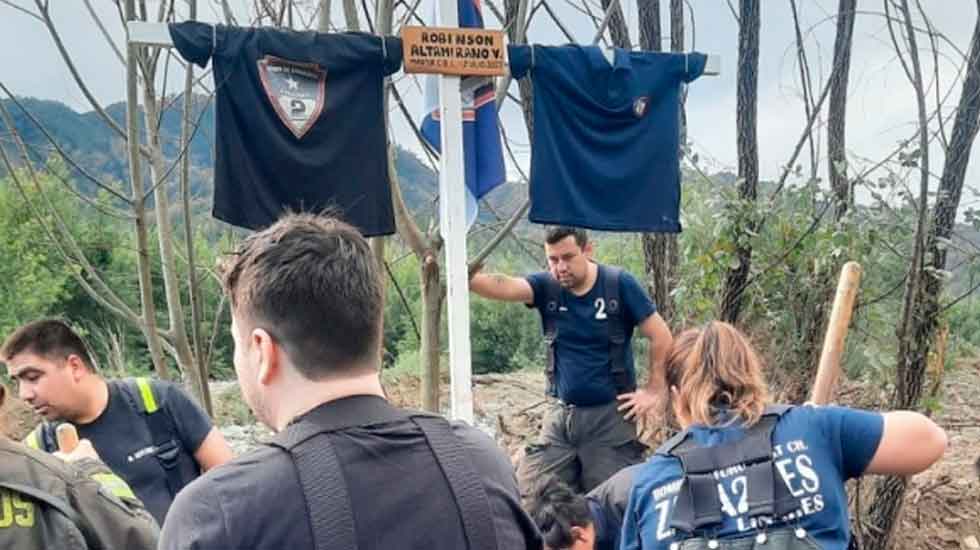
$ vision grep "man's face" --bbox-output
[230,315,271,428]
[544,235,593,290]
[5,352,82,421]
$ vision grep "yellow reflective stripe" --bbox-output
[90,473,137,500]
[24,430,40,449]
[136,377,158,413]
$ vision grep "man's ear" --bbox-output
[252,328,280,386]
[65,354,89,381]
[570,525,589,543]
[582,241,594,258]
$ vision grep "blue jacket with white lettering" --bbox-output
[620,406,884,550]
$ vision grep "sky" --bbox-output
[0,0,978,217]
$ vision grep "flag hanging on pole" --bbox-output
[420,0,506,230]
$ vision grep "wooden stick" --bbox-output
[56,423,79,453]
[810,261,863,405]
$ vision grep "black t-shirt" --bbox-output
[169,22,402,236]
[72,380,212,525]
[159,395,542,550]
[587,463,638,550]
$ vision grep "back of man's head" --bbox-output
[529,477,593,549]
[220,213,383,379]
[0,319,96,371]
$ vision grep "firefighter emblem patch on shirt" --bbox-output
[257,56,326,139]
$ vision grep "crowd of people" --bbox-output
[0,215,946,549]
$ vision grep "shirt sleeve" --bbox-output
[619,271,657,326]
[818,405,885,480]
[159,382,214,455]
[508,44,533,78]
[159,477,228,550]
[169,21,216,68]
[68,459,160,550]
[524,272,550,310]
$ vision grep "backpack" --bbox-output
[654,406,819,549]
[24,377,190,499]
[539,265,632,397]
[266,404,498,550]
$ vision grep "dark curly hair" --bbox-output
[527,477,593,549]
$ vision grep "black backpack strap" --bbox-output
[264,403,412,550]
[663,406,797,534]
[277,432,357,550]
[540,276,562,398]
[121,378,187,498]
[602,266,632,393]
[412,415,499,550]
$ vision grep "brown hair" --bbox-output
[544,226,588,248]
[220,213,384,380]
[665,321,770,427]
[0,319,96,371]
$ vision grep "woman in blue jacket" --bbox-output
[621,322,946,550]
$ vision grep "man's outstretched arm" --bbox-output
[470,270,535,304]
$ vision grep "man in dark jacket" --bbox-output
[160,213,542,550]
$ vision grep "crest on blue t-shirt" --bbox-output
[257,56,326,139]
[633,96,650,118]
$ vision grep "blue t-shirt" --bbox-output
[620,406,885,550]
[509,45,705,232]
[526,265,656,406]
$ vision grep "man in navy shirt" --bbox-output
[470,227,672,497]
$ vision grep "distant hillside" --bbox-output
[0,94,443,216]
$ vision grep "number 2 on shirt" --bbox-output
[594,298,607,320]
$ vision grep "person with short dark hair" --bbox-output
[470,226,673,496]
[159,213,542,550]
[1,319,233,524]
[621,322,947,550]
[530,464,638,550]
[0,382,159,549]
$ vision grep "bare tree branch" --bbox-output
[1,0,42,22]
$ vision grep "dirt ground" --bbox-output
[384,364,980,550]
[2,362,977,549]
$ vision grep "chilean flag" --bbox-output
[419,0,506,230]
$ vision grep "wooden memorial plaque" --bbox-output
[402,26,508,76]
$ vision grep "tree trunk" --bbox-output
[142,84,210,412]
[343,0,360,31]
[318,0,332,30]
[638,0,661,52]
[600,0,631,48]
[372,0,391,366]
[420,251,445,412]
[863,4,980,549]
[125,0,169,381]
[786,0,857,402]
[180,0,211,414]
[719,0,760,323]
[828,0,857,219]
[643,0,683,322]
